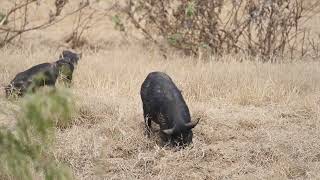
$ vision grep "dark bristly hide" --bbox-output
[140,71,199,147]
[5,50,82,97]
[5,63,59,97]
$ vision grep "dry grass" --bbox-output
[1,45,320,179]
[1,0,320,179]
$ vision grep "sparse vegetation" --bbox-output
[0,0,89,48]
[122,0,320,61]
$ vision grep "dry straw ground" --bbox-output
[1,0,320,180]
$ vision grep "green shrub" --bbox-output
[0,88,74,180]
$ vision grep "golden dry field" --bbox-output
[1,0,320,179]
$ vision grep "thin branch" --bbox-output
[0,1,89,47]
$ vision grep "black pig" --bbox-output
[140,71,199,147]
